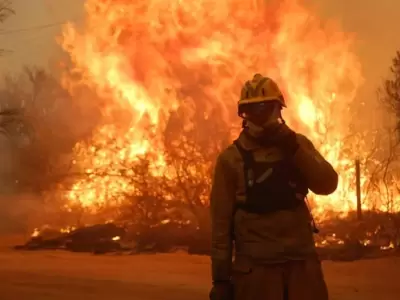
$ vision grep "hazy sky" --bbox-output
[0,0,399,98]
[0,0,81,70]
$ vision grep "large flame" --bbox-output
[60,0,399,218]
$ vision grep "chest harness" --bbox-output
[233,140,309,214]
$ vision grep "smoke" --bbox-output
[0,194,42,234]
[308,0,400,127]
[0,68,102,235]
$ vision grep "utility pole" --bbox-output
[355,159,362,220]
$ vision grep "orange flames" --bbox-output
[60,0,398,218]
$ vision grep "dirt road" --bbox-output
[0,250,398,300]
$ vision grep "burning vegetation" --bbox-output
[10,0,400,258]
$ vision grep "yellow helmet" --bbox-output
[238,74,286,117]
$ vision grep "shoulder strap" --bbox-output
[233,140,253,167]
[233,139,254,189]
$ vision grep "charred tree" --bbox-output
[381,51,400,139]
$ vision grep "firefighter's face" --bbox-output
[241,101,281,127]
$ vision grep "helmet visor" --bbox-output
[238,101,278,119]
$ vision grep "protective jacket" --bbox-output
[210,131,338,283]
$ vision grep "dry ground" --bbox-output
[0,237,399,300]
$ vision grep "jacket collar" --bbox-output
[236,131,262,151]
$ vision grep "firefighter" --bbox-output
[209,74,338,300]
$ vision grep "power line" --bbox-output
[5,35,53,57]
[0,17,82,36]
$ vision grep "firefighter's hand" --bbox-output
[209,281,233,300]
[271,122,299,156]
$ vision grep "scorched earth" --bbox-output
[0,249,399,300]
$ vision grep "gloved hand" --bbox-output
[257,121,298,156]
[272,122,299,156]
[209,281,233,300]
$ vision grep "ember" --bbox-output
[17,212,400,260]
[16,223,126,253]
